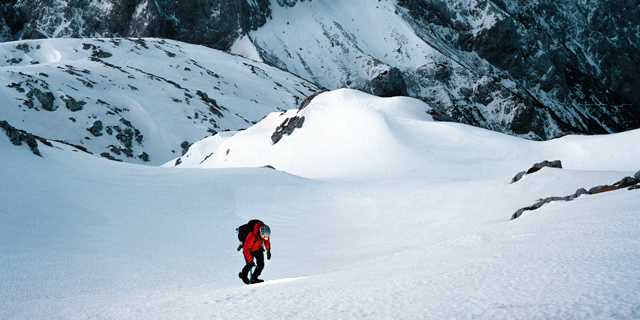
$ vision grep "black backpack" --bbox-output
[236,219,262,243]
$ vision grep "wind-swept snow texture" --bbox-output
[0,38,318,164]
[2,88,639,319]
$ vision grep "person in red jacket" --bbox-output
[239,221,271,284]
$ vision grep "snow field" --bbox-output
[1,89,639,318]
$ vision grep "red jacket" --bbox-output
[243,222,271,262]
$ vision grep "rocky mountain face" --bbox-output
[396,0,640,138]
[1,0,270,49]
[2,0,639,140]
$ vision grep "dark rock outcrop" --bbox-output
[0,120,41,156]
[526,160,562,174]
[271,115,304,144]
[368,67,408,98]
[397,0,640,139]
[87,120,104,137]
[9,0,270,51]
[26,88,56,111]
[511,160,562,183]
[511,173,640,220]
[298,89,328,111]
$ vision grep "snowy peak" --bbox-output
[0,38,318,164]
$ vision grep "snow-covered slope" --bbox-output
[171,89,640,181]
[2,87,640,318]
[0,38,318,164]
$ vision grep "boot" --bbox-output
[238,272,250,284]
[251,277,264,283]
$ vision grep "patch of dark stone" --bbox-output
[196,90,227,117]
[60,65,91,77]
[6,57,22,65]
[15,43,30,53]
[100,152,122,162]
[82,43,98,51]
[89,57,131,74]
[27,88,56,111]
[62,95,86,112]
[92,50,113,58]
[180,141,191,156]
[511,160,562,183]
[7,82,25,93]
[189,59,220,78]
[298,89,329,111]
[511,170,640,220]
[127,38,149,49]
[127,66,185,90]
[87,120,103,136]
[0,120,42,156]
[271,115,305,144]
[77,78,97,88]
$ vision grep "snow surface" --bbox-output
[2,89,640,319]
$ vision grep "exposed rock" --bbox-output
[634,170,640,180]
[271,115,304,144]
[62,95,86,112]
[512,174,640,220]
[613,176,639,189]
[510,171,526,184]
[100,152,122,162]
[180,141,191,156]
[574,188,589,197]
[368,67,408,97]
[7,82,25,93]
[511,160,562,183]
[15,43,29,53]
[26,88,56,111]
[92,49,112,58]
[139,152,150,162]
[87,120,104,137]
[0,120,41,156]
[299,89,329,111]
[196,90,226,117]
[526,160,562,174]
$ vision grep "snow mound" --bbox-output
[172,89,640,180]
[172,89,435,179]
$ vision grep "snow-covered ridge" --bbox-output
[171,89,640,181]
[0,38,318,164]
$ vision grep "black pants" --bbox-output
[241,247,265,280]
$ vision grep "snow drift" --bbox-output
[2,88,640,319]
